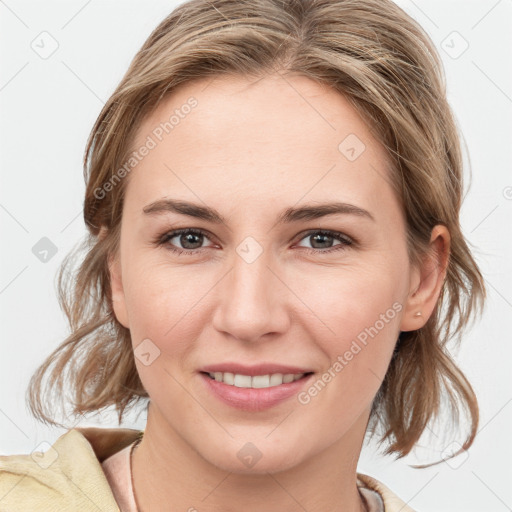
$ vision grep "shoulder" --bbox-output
[0,427,141,512]
[357,472,417,512]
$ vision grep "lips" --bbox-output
[198,362,315,411]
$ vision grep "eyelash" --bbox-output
[152,228,354,256]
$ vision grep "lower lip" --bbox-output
[200,372,313,411]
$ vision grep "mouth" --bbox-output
[198,370,315,411]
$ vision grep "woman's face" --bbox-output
[110,73,421,473]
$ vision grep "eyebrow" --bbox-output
[142,198,375,224]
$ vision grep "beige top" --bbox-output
[0,427,414,511]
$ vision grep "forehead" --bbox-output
[124,73,397,220]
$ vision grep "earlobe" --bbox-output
[400,225,450,332]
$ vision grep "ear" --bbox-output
[400,225,450,332]
[100,226,130,329]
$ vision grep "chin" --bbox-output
[198,438,307,475]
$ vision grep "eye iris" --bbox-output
[180,232,203,249]
[310,233,333,249]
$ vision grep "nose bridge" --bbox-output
[212,237,288,342]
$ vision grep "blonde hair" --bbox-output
[27,0,485,466]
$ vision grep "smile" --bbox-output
[206,371,310,388]
[200,371,314,411]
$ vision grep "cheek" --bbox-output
[121,262,206,401]
[296,261,404,395]
[121,257,210,356]
[293,276,402,440]
[298,261,404,337]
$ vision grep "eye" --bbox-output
[295,230,353,254]
[154,228,215,256]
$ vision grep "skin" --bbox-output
[106,72,449,512]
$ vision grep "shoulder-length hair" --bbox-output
[27,0,485,467]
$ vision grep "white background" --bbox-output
[1,1,511,510]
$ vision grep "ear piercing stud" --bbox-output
[414,311,422,317]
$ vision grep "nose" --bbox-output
[211,246,290,343]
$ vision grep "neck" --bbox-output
[132,403,369,512]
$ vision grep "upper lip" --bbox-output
[200,363,314,376]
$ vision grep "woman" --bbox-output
[0,0,485,510]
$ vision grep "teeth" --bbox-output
[208,372,306,388]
